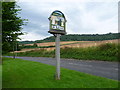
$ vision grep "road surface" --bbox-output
[5,56,119,80]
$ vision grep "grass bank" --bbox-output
[0,65,2,89]
[2,57,119,88]
[6,43,119,61]
[61,43,119,61]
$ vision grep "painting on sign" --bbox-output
[51,15,65,30]
[48,10,67,35]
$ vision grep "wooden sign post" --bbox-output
[48,10,67,80]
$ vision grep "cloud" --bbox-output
[17,0,118,41]
[19,31,49,41]
[18,0,119,3]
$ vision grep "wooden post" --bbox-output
[55,34,61,80]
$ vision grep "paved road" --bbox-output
[5,56,119,80]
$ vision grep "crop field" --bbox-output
[25,41,81,46]
[25,39,118,47]
[16,39,119,53]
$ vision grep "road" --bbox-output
[5,56,119,80]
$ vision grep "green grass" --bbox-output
[0,65,2,89]
[60,43,119,61]
[2,57,119,88]
[5,43,119,61]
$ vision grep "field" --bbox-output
[2,57,119,88]
[16,39,119,53]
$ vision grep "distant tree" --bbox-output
[33,43,38,47]
[2,2,27,53]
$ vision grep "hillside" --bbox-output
[15,39,119,53]
[19,33,120,44]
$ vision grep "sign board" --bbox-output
[48,10,67,80]
[48,10,67,35]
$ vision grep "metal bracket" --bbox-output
[53,34,61,37]
[53,34,57,37]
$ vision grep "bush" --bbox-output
[98,43,118,57]
[33,43,38,47]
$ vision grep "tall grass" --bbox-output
[6,43,119,61]
[60,43,118,61]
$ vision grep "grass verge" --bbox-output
[2,57,119,88]
[0,65,2,89]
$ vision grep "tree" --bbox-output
[2,2,27,53]
[33,43,38,47]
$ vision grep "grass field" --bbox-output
[2,57,119,88]
[0,65,2,89]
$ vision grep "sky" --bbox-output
[16,0,119,41]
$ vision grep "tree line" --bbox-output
[23,33,119,44]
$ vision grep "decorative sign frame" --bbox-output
[48,10,67,35]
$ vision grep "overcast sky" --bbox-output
[17,0,119,41]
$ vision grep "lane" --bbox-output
[5,56,118,80]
